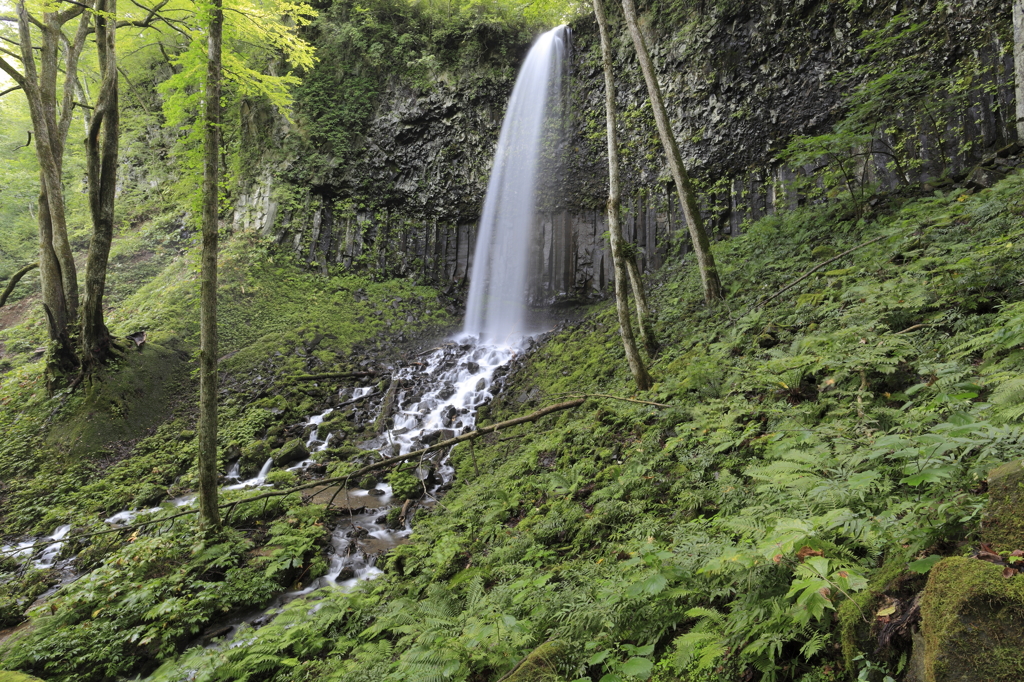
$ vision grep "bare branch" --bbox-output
[57,0,92,13]
[0,84,23,98]
[0,54,23,83]
[13,130,31,148]
[0,263,40,309]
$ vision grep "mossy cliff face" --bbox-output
[234,0,1015,304]
[918,557,1024,682]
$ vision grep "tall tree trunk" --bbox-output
[593,0,653,391]
[9,1,88,377]
[624,257,657,355]
[82,0,119,369]
[198,0,224,531]
[620,0,724,304]
[1015,0,1024,142]
[37,186,77,375]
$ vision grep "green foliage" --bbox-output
[781,8,1006,201]
[126,173,1024,682]
[388,469,422,500]
[0,497,327,681]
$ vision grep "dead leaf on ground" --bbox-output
[796,546,824,562]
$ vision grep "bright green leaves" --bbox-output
[907,554,942,574]
[588,642,656,682]
[786,556,867,627]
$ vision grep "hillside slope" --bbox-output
[3,171,1023,681]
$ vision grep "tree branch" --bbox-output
[13,130,31,148]
[0,54,24,84]
[0,84,23,98]
[0,262,40,309]
[221,398,588,517]
[753,233,892,312]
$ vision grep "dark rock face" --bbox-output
[234,0,1014,301]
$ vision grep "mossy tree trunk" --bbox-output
[198,0,224,532]
[625,257,657,355]
[620,0,724,305]
[593,0,653,391]
[81,0,119,370]
[1,2,90,376]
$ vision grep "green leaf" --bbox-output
[619,657,654,678]
[908,554,943,574]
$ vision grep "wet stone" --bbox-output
[441,405,458,427]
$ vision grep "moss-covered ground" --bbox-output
[4,175,1024,681]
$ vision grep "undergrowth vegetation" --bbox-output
[4,172,1017,681]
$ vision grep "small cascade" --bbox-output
[225,458,274,490]
[464,25,568,343]
[2,24,565,644]
[0,524,72,571]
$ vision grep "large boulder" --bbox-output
[982,460,1024,552]
[906,461,1024,681]
[917,557,1024,681]
[275,438,309,466]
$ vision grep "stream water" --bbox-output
[2,21,567,645]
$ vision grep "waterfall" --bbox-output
[463,25,568,343]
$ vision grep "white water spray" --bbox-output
[463,25,567,342]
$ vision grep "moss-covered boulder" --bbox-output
[982,460,1024,552]
[503,640,568,682]
[919,557,1024,681]
[275,438,309,466]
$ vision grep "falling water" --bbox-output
[463,25,568,343]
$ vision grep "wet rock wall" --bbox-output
[233,0,1016,302]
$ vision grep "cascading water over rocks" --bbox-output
[1,24,569,628]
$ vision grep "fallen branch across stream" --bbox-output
[288,370,381,381]
[222,397,587,519]
[3,399,587,555]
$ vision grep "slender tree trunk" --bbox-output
[198,0,224,531]
[593,0,652,391]
[624,257,657,355]
[11,1,88,376]
[82,0,118,369]
[37,11,80,322]
[1014,0,1024,142]
[620,0,723,304]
